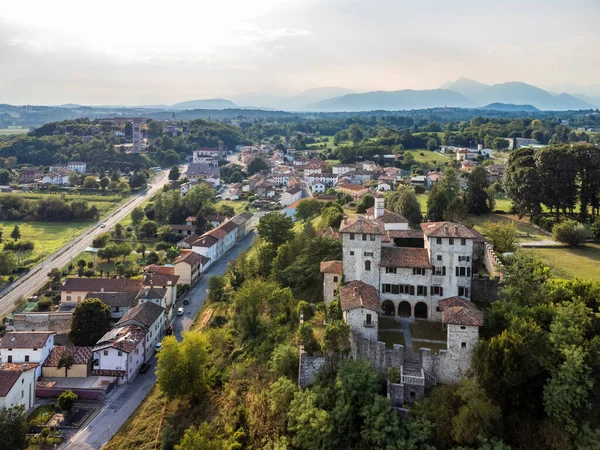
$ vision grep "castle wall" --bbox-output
[352,335,404,374]
[483,243,504,280]
[323,273,339,305]
[298,351,327,388]
[471,274,500,302]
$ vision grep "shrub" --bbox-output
[388,367,401,383]
[57,390,78,411]
[296,301,313,321]
[298,323,320,355]
[37,299,52,312]
[591,220,600,240]
[414,185,426,194]
[552,220,587,247]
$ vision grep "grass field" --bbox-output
[379,330,405,349]
[0,192,123,215]
[409,321,447,341]
[525,243,600,281]
[403,149,448,165]
[469,213,549,242]
[307,135,338,151]
[216,199,249,214]
[0,127,28,135]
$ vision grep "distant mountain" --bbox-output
[311,89,473,112]
[231,87,355,110]
[479,103,540,112]
[442,78,595,110]
[290,87,355,106]
[171,99,237,110]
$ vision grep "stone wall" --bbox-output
[298,350,327,388]
[387,381,404,407]
[13,312,73,333]
[483,243,504,280]
[420,347,473,385]
[352,335,404,374]
[471,274,500,302]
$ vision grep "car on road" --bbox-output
[139,361,152,373]
[100,223,106,228]
[155,342,163,352]
[177,307,185,316]
[183,299,190,305]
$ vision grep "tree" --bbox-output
[465,166,490,214]
[131,206,145,225]
[138,220,158,238]
[443,196,469,224]
[10,224,20,240]
[319,205,344,229]
[68,172,80,186]
[0,169,11,185]
[99,177,110,191]
[295,199,322,222]
[298,323,320,355]
[247,157,269,175]
[287,390,330,450]
[536,145,578,220]
[481,220,517,253]
[0,251,17,275]
[57,352,74,377]
[0,405,27,450]
[69,298,111,346]
[208,276,226,302]
[156,331,209,403]
[348,124,363,143]
[257,212,294,250]
[57,390,78,411]
[356,194,375,214]
[492,137,509,150]
[168,165,180,181]
[504,147,542,217]
[269,344,299,380]
[92,233,110,248]
[392,189,422,224]
[82,176,100,189]
[427,183,449,221]
[174,423,224,450]
[552,220,587,247]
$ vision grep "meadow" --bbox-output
[525,243,600,282]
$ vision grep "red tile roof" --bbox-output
[174,250,208,266]
[61,278,142,293]
[380,247,430,268]
[320,260,343,274]
[143,273,179,287]
[420,222,477,239]
[387,229,424,239]
[0,363,38,396]
[339,281,381,313]
[339,216,385,235]
[43,346,93,367]
[94,325,146,354]
[439,297,484,327]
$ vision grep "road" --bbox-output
[0,171,171,319]
[62,231,256,449]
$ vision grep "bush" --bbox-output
[388,367,401,383]
[37,299,52,312]
[57,390,78,411]
[591,220,600,240]
[552,220,587,247]
[414,185,426,194]
[296,301,313,321]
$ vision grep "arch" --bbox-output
[364,260,371,271]
[398,301,411,317]
[414,302,428,319]
[382,300,395,316]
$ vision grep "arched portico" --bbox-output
[414,302,428,319]
[398,301,411,317]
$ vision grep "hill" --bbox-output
[171,98,238,110]
[479,103,540,112]
[311,89,473,112]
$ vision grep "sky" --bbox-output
[1,0,599,105]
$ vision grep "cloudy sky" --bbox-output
[1,0,599,105]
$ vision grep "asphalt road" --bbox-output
[62,230,256,449]
[0,171,171,319]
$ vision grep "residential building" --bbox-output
[338,183,369,199]
[193,141,225,163]
[0,332,55,379]
[42,168,71,185]
[0,363,38,411]
[280,186,303,207]
[173,250,208,286]
[84,292,138,321]
[132,119,143,154]
[60,278,142,307]
[185,164,220,187]
[19,166,41,183]
[93,325,146,384]
[333,164,356,175]
[67,161,87,173]
[311,182,326,194]
[42,346,94,378]
[117,302,165,362]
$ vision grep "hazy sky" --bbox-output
[1,0,599,105]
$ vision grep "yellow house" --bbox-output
[42,346,93,378]
[173,250,209,286]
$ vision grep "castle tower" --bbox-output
[218,140,224,160]
[374,194,385,218]
[339,216,383,290]
[132,119,142,154]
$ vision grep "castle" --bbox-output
[315,195,485,401]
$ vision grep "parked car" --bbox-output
[155,342,163,352]
[139,362,152,373]
[100,223,106,228]
[177,307,185,316]
[183,299,190,305]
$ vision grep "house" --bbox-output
[305,173,338,187]
[0,332,55,379]
[193,141,225,163]
[311,182,326,194]
[339,280,381,341]
[338,183,369,199]
[280,186,303,207]
[93,325,146,384]
[409,175,429,189]
[460,160,477,173]
[142,273,179,317]
[169,223,196,237]
[84,292,138,321]
[377,181,392,191]
[42,346,94,378]
[333,164,356,175]
[180,181,198,196]
[184,234,219,270]
[185,164,220,187]
[346,169,373,184]
[428,172,443,185]
[42,168,71,185]
[67,161,87,173]
[206,214,227,228]
[60,278,142,307]
[135,287,168,310]
[0,363,38,411]
[19,166,41,183]
[320,260,343,304]
[230,212,254,242]
[173,250,208,286]
[117,302,165,362]
[254,180,276,198]
[456,149,470,161]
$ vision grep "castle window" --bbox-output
[458,287,469,297]
[365,260,371,271]
[362,234,367,241]
[386,267,397,274]
[461,238,466,245]
[413,268,425,275]
[364,252,374,257]
[333,276,338,283]
[365,314,372,325]
[436,238,442,244]
[458,256,470,262]
[449,238,454,245]
[349,233,355,240]
[432,286,444,296]
[416,285,427,296]
[350,251,354,255]
[437,255,442,261]
[460,326,466,330]
[461,342,467,349]
[434,266,445,276]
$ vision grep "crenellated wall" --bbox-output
[352,334,404,373]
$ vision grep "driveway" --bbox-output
[62,230,256,449]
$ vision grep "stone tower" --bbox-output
[374,194,385,218]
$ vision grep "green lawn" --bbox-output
[0,192,123,215]
[28,404,57,426]
[403,149,447,165]
[525,243,600,281]
[469,213,549,242]
[409,321,447,341]
[307,135,338,151]
[378,331,405,349]
[217,200,249,215]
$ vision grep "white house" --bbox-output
[333,164,355,175]
[0,363,38,412]
[93,325,146,384]
[117,302,165,362]
[67,161,87,173]
[0,332,55,379]
[311,182,326,194]
[339,281,380,341]
[42,169,71,185]
[280,186,303,207]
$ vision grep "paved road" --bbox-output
[62,231,256,449]
[0,171,172,319]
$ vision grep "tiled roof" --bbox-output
[206,214,227,223]
[135,287,167,301]
[185,216,196,223]
[188,234,218,248]
[468,227,487,244]
[420,222,477,239]
[170,224,196,231]
[0,332,54,349]
[61,278,142,293]
[339,216,385,235]
[174,250,207,266]
[208,228,227,240]
[339,183,366,191]
[43,346,93,367]
[84,292,138,308]
[380,247,430,268]
[0,364,38,396]
[317,227,341,240]
[320,260,343,274]
[374,211,409,224]
[387,229,424,239]
[117,302,164,328]
[143,273,179,287]
[94,325,146,354]
[339,281,381,313]
[145,265,175,275]
[285,186,302,195]
[439,297,484,327]
[185,163,220,177]
[219,221,238,233]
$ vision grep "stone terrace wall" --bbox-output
[298,350,327,388]
[352,335,404,374]
[13,312,72,332]
[419,347,473,385]
[471,274,500,302]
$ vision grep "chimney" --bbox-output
[454,226,459,234]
